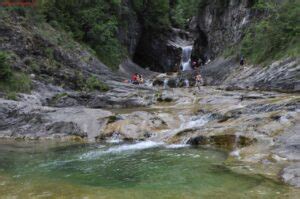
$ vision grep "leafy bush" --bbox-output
[241,0,300,64]
[0,52,31,95]
[253,0,277,12]
[8,73,31,93]
[170,0,201,28]
[6,92,17,101]
[0,52,12,80]
[85,75,109,92]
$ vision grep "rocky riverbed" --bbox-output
[0,81,299,188]
[0,2,299,197]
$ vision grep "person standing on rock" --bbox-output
[195,73,203,91]
[240,56,245,66]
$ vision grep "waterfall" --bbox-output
[230,133,242,159]
[163,79,169,89]
[181,46,193,71]
[175,78,180,87]
[184,79,189,88]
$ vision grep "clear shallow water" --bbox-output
[0,141,293,199]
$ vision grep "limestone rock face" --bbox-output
[192,0,256,59]
[118,0,142,57]
[0,99,112,140]
[201,57,300,92]
[133,30,184,72]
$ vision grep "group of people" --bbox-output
[125,55,245,90]
[130,73,144,84]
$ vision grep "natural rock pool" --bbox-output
[0,141,296,198]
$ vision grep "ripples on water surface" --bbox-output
[0,141,294,198]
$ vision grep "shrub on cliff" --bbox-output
[170,0,201,29]
[85,75,109,92]
[241,0,300,64]
[0,52,12,81]
[0,52,31,96]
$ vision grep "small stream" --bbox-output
[0,141,291,198]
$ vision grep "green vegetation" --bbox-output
[241,0,300,64]
[132,0,170,31]
[131,0,201,30]
[85,75,109,92]
[39,0,126,70]
[52,93,68,102]
[107,115,119,124]
[6,92,18,101]
[0,52,12,81]
[49,92,69,105]
[170,0,201,28]
[0,52,31,98]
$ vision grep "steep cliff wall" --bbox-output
[130,0,258,72]
[118,0,142,58]
[192,0,257,60]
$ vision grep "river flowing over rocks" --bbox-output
[1,81,299,187]
[0,3,299,192]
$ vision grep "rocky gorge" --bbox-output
[0,0,299,197]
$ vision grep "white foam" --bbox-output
[106,134,123,144]
[106,139,122,144]
[165,144,189,149]
[79,141,164,160]
[230,150,240,158]
[180,115,210,129]
[163,79,169,89]
[106,141,164,153]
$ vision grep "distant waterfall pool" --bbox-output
[0,141,291,198]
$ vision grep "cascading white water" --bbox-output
[175,78,180,87]
[79,141,164,160]
[163,79,169,89]
[106,132,122,144]
[185,79,189,88]
[230,132,242,159]
[181,46,193,71]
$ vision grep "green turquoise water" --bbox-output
[0,141,293,199]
